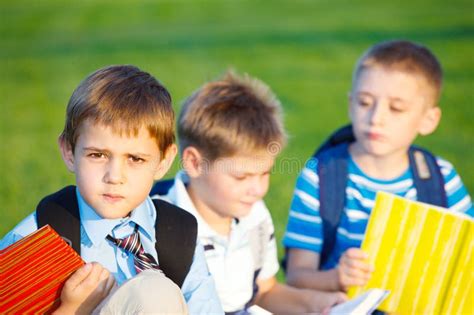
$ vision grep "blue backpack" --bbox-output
[285,124,448,269]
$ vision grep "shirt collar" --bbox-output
[168,171,224,239]
[77,188,156,246]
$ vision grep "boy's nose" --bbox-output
[369,102,387,125]
[104,159,125,184]
[248,176,269,198]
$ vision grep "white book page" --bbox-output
[248,305,272,315]
[330,289,389,315]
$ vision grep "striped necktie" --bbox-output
[106,224,160,273]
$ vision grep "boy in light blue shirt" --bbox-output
[0,65,222,314]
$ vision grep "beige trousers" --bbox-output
[95,269,188,315]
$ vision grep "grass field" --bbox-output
[1,0,473,270]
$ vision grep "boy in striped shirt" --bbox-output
[283,40,473,293]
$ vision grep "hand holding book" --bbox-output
[54,262,116,315]
[337,248,374,291]
[0,225,114,314]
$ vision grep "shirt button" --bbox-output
[122,253,127,258]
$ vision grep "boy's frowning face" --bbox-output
[349,66,441,158]
[60,120,174,219]
[187,151,275,222]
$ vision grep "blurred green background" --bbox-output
[1,0,473,272]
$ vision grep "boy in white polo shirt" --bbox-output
[152,72,346,314]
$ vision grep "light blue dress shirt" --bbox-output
[0,187,223,314]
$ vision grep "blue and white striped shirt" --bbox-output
[283,155,473,270]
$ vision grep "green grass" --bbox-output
[1,1,473,277]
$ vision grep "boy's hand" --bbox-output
[308,290,347,313]
[53,262,116,315]
[337,248,373,291]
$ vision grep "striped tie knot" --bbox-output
[106,224,160,273]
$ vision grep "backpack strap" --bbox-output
[408,146,447,207]
[150,178,175,196]
[282,139,352,272]
[316,124,355,155]
[36,185,81,254]
[317,142,350,268]
[152,199,197,288]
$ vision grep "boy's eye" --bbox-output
[357,98,372,107]
[390,105,405,113]
[389,99,408,113]
[88,152,106,159]
[129,155,145,163]
[233,174,247,181]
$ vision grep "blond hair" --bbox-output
[353,40,443,101]
[178,71,287,160]
[60,65,175,154]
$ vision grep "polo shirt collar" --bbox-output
[169,171,240,240]
[170,172,217,238]
[77,187,155,246]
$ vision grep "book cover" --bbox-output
[348,191,473,314]
[0,225,84,314]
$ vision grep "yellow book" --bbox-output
[348,191,473,314]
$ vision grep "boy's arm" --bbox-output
[283,158,336,289]
[286,248,340,291]
[180,241,224,314]
[286,247,373,292]
[255,276,346,313]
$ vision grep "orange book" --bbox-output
[0,225,84,314]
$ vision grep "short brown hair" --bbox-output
[178,71,287,160]
[61,65,175,155]
[353,40,443,101]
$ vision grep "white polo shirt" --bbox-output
[153,172,279,313]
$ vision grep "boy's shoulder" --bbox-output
[434,156,456,175]
[1,186,79,251]
[239,200,273,229]
[0,212,37,250]
[36,186,82,252]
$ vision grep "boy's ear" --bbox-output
[418,106,442,136]
[154,144,178,180]
[182,147,205,178]
[347,92,355,119]
[58,136,75,173]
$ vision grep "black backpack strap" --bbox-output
[150,178,175,196]
[317,142,350,268]
[152,199,197,288]
[408,146,447,207]
[36,185,81,254]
